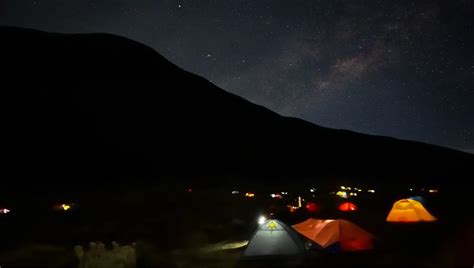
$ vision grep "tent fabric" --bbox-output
[292,219,374,252]
[338,202,357,212]
[243,219,306,258]
[408,196,425,204]
[386,199,436,223]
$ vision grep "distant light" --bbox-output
[231,191,239,195]
[429,189,438,193]
[306,202,319,212]
[357,189,362,192]
[340,186,346,190]
[367,189,375,193]
[270,193,282,199]
[187,188,193,193]
[347,187,352,190]
[336,191,348,198]
[61,204,71,211]
[310,188,316,193]
[298,196,302,208]
[0,208,10,214]
[258,215,266,225]
[281,192,288,195]
[287,205,299,213]
[245,192,255,198]
[409,188,413,191]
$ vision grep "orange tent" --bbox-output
[292,219,374,251]
[338,202,357,212]
[386,199,436,223]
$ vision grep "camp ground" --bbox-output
[0,184,472,267]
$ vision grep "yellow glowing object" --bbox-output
[428,189,438,193]
[336,191,348,198]
[267,221,277,230]
[287,205,299,213]
[61,204,71,211]
[367,189,375,193]
[386,199,437,222]
[245,192,255,198]
[340,186,346,190]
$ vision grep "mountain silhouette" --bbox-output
[1,27,472,191]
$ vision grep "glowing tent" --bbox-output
[292,219,374,252]
[242,219,306,259]
[338,202,357,212]
[305,202,319,213]
[386,199,436,223]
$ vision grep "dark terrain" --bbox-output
[0,27,473,267]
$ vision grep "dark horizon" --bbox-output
[1,0,473,152]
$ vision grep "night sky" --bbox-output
[1,0,473,152]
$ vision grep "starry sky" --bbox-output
[1,0,473,152]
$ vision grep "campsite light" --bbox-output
[357,189,362,192]
[231,190,239,195]
[281,192,288,195]
[0,208,10,214]
[340,186,346,190]
[245,192,255,198]
[287,205,299,213]
[367,189,375,193]
[258,215,266,225]
[409,188,413,191]
[61,204,71,211]
[270,193,282,199]
[429,189,438,193]
[310,188,316,193]
[336,191,348,198]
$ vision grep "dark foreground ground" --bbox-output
[0,185,472,267]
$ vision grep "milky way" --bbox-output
[1,0,473,151]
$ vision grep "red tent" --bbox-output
[305,202,319,212]
[338,202,357,212]
[293,219,374,251]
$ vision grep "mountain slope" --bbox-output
[1,27,472,189]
